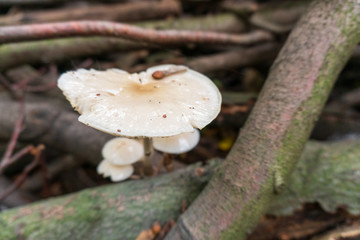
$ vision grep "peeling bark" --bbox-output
[165,1,360,239]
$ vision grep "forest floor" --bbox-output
[0,0,360,239]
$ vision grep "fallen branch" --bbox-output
[0,145,34,175]
[0,145,44,202]
[0,160,218,240]
[0,21,273,46]
[250,0,310,33]
[0,101,25,170]
[1,139,360,239]
[0,93,112,165]
[0,13,245,70]
[128,42,280,73]
[21,155,78,191]
[221,1,259,16]
[0,176,36,208]
[165,1,360,239]
[0,0,181,25]
[187,43,279,73]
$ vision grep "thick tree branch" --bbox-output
[1,139,360,239]
[0,161,218,240]
[165,0,360,239]
[0,21,273,46]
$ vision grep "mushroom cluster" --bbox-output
[58,64,221,181]
[97,137,143,181]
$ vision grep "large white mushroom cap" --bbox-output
[97,160,134,182]
[153,129,200,154]
[58,64,221,137]
[102,138,143,165]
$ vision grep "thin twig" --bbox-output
[0,76,35,174]
[0,101,25,169]
[0,145,34,174]
[0,21,273,46]
[0,145,44,202]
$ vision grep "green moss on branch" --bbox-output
[1,139,360,239]
[0,161,218,240]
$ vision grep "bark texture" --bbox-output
[1,139,360,239]
[165,1,360,239]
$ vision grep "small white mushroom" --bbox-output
[102,138,144,166]
[96,137,142,181]
[153,129,200,154]
[97,160,134,182]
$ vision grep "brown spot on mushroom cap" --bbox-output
[152,71,165,79]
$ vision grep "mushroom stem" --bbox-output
[142,137,154,176]
[143,137,153,157]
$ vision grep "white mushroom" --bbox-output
[102,137,143,165]
[97,160,133,182]
[57,64,221,137]
[153,129,200,154]
[58,64,222,175]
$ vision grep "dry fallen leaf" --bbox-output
[135,229,154,240]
